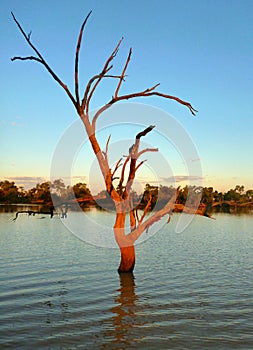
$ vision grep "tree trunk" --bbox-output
[118,245,135,273]
[114,210,136,273]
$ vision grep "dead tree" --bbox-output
[12,12,198,273]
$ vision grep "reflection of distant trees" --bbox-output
[103,273,144,348]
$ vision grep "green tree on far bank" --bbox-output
[0,181,25,203]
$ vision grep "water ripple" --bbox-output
[0,213,253,349]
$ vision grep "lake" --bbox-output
[0,211,253,349]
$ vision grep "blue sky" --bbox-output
[1,0,253,192]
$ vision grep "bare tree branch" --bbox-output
[82,37,124,113]
[11,56,42,63]
[11,12,78,110]
[135,159,147,172]
[112,158,122,178]
[137,147,158,158]
[102,134,111,165]
[11,12,44,61]
[138,194,152,224]
[114,48,132,98]
[91,77,196,132]
[85,68,113,114]
[91,103,112,130]
[108,87,197,115]
[134,148,158,173]
[136,125,155,139]
[118,155,130,194]
[75,11,92,109]
[135,208,140,223]
[148,92,197,115]
[123,125,156,199]
[129,209,136,231]
[129,187,180,244]
[83,74,124,113]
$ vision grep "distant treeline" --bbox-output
[1,180,253,214]
[0,179,91,205]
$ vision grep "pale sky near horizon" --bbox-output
[1,0,253,193]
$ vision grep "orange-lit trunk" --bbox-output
[114,211,136,273]
[118,245,135,273]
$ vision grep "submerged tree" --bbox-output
[12,12,199,273]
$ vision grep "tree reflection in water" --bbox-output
[107,272,144,348]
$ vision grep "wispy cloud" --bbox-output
[4,176,48,189]
[3,174,204,190]
[190,158,201,162]
[162,175,204,183]
[50,175,87,184]
[4,175,88,189]
[10,116,23,127]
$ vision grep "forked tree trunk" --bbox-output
[114,210,136,273]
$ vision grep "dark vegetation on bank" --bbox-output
[1,180,253,214]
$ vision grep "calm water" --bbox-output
[0,211,253,349]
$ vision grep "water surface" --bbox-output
[0,212,252,349]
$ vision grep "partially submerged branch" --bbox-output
[12,209,54,221]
